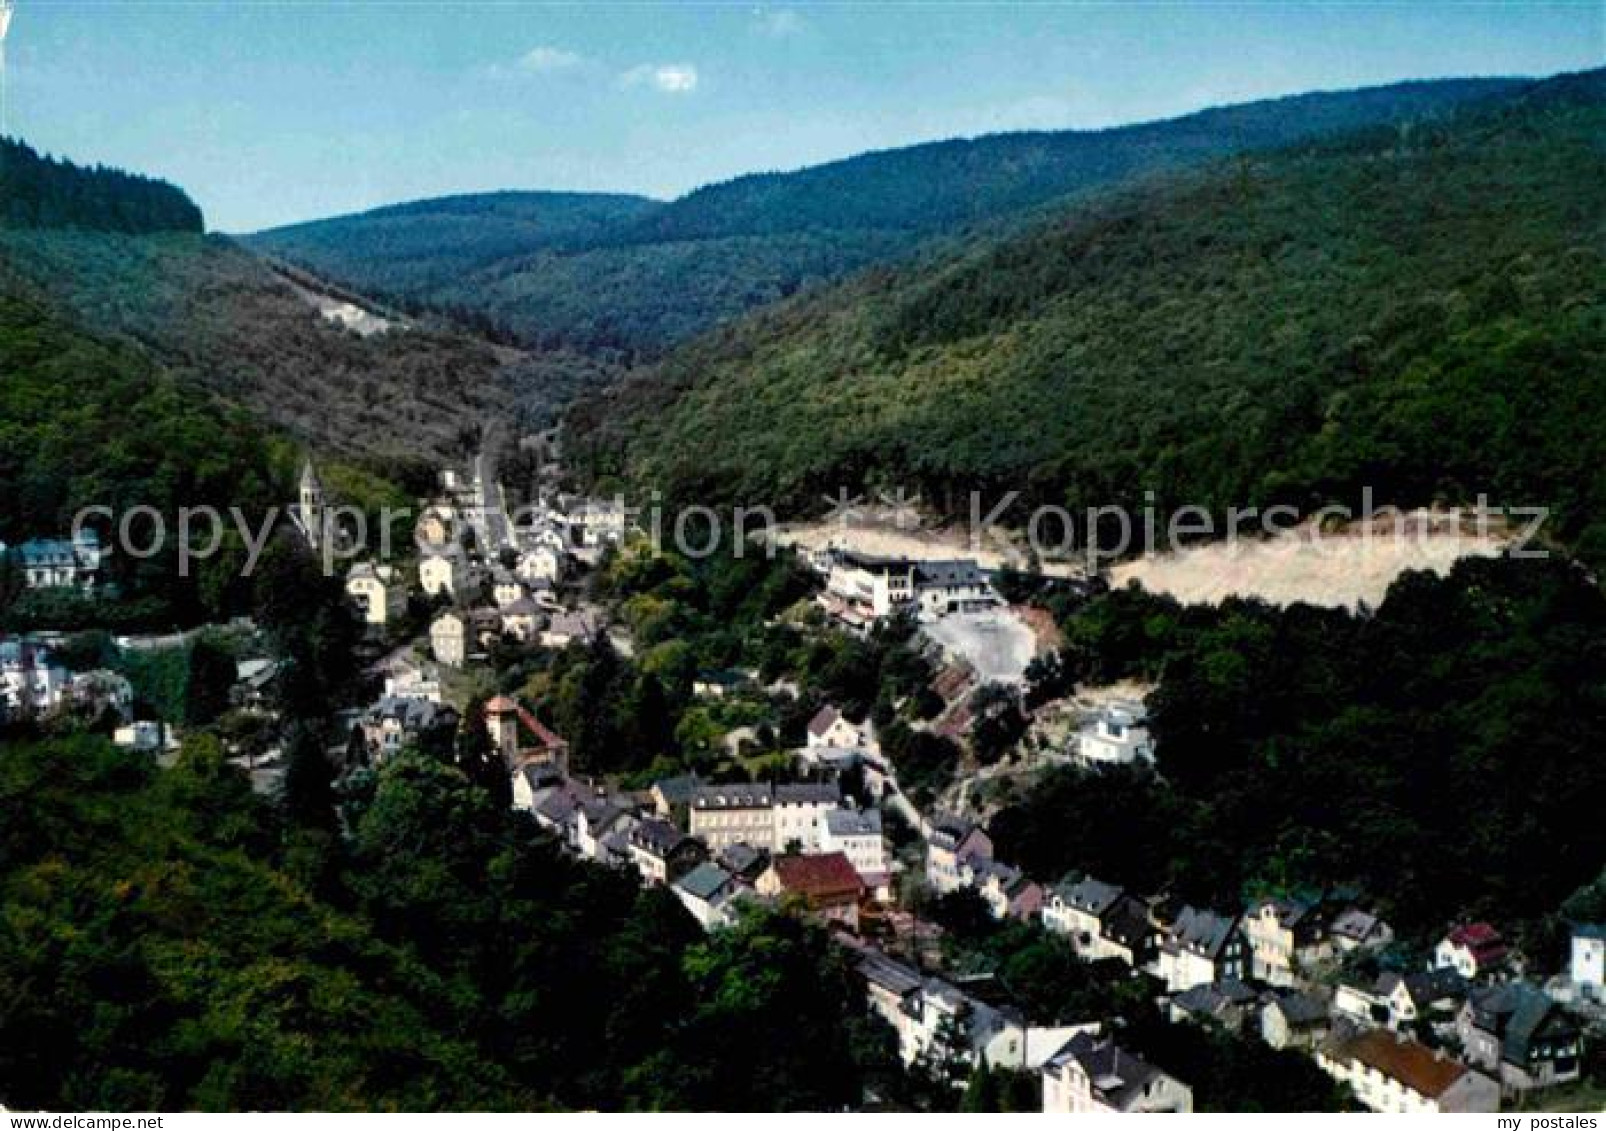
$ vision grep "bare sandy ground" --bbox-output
[1109,513,1508,610]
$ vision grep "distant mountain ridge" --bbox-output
[247,76,1523,354]
[567,68,1606,563]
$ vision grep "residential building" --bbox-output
[0,640,69,717]
[974,860,1043,922]
[689,783,776,852]
[1379,970,1470,1032]
[541,610,599,649]
[1170,979,1259,1032]
[1570,924,1604,1001]
[821,808,890,890]
[692,669,747,699]
[1156,906,1248,992]
[415,507,452,547]
[1041,1033,1194,1114]
[418,554,460,598]
[650,772,701,820]
[913,559,998,618]
[756,852,864,929]
[1457,983,1582,1092]
[346,562,405,626]
[514,545,563,585]
[848,944,1027,1071]
[772,781,841,852]
[360,696,456,762]
[925,817,994,894]
[498,597,543,642]
[824,551,917,620]
[1245,895,1334,988]
[1261,991,1330,1050]
[806,705,869,751]
[627,818,706,885]
[1043,876,1134,960]
[565,499,629,548]
[1435,922,1510,979]
[1330,906,1395,953]
[1317,1030,1499,1113]
[1075,700,1155,766]
[429,610,466,666]
[490,571,526,608]
[15,531,103,589]
[674,862,739,930]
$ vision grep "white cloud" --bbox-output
[619,62,699,94]
[753,8,805,38]
[517,45,585,73]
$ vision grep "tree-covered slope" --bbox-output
[0,137,203,234]
[250,190,661,297]
[572,69,1606,561]
[249,77,1518,354]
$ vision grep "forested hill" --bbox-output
[0,138,203,234]
[0,141,624,468]
[247,77,1519,354]
[569,68,1606,564]
[250,190,662,299]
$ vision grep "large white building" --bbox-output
[688,781,841,853]
[14,531,103,590]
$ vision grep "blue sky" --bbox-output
[5,2,1602,232]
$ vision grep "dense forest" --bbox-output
[570,69,1606,563]
[0,138,204,234]
[991,554,1606,947]
[248,77,1514,354]
[0,735,894,1110]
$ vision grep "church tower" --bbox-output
[296,458,324,548]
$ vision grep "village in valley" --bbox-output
[5,441,1600,1115]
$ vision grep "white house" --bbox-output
[1572,924,1605,1001]
[1435,923,1509,979]
[806,705,869,751]
[673,862,739,930]
[515,545,563,585]
[1041,1032,1193,1114]
[821,807,890,890]
[490,571,527,608]
[1075,700,1155,766]
[1042,876,1154,965]
[346,562,406,626]
[1318,1030,1498,1113]
[772,782,841,853]
[418,554,460,598]
[429,610,466,666]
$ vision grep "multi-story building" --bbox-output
[1318,1030,1498,1113]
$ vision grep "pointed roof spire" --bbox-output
[299,456,321,492]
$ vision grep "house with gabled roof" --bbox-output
[1041,1032,1193,1113]
[1261,990,1330,1050]
[757,851,864,930]
[1573,923,1605,1001]
[627,817,706,885]
[1318,1030,1498,1113]
[1155,906,1248,992]
[484,695,568,772]
[925,815,994,894]
[674,861,739,930]
[1435,922,1510,979]
[1244,894,1335,987]
[1457,983,1582,1092]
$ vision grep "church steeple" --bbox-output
[296,457,324,548]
